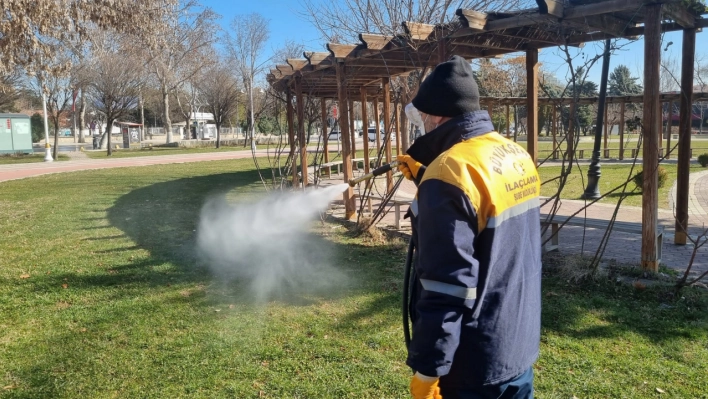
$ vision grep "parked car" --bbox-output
[327,130,341,141]
[367,128,379,142]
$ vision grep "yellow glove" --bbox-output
[397,154,423,181]
[410,372,442,399]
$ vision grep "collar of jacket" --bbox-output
[406,110,494,166]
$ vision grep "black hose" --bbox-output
[402,237,415,348]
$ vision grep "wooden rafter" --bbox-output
[456,9,489,32]
[403,21,435,41]
[303,52,330,66]
[359,34,394,50]
[664,3,696,28]
[287,59,308,71]
[327,43,358,59]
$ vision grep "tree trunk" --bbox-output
[107,119,114,156]
[78,90,86,143]
[163,90,172,143]
[52,123,59,160]
[140,95,145,142]
[216,122,221,149]
[99,130,108,149]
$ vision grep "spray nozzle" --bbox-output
[348,161,399,187]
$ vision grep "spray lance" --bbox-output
[347,161,399,187]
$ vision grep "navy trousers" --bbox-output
[439,367,534,399]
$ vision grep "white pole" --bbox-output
[41,83,54,162]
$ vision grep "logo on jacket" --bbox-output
[512,161,526,176]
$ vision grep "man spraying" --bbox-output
[398,55,542,399]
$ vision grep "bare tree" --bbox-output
[143,2,218,143]
[85,34,145,156]
[225,13,272,143]
[26,48,75,159]
[0,71,22,112]
[0,0,178,75]
[298,0,527,42]
[199,62,242,148]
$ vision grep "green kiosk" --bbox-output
[0,114,33,154]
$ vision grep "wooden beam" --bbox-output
[641,3,662,272]
[349,99,356,157]
[536,0,564,18]
[276,64,293,75]
[675,28,696,245]
[374,97,381,153]
[526,48,539,164]
[322,98,329,164]
[335,61,356,219]
[403,21,435,41]
[287,59,308,71]
[382,77,393,191]
[295,73,308,187]
[664,3,696,28]
[286,88,298,187]
[303,52,330,66]
[456,9,488,31]
[359,33,394,50]
[584,15,635,37]
[394,102,401,155]
[486,12,557,32]
[327,43,358,59]
[361,88,370,174]
[619,101,625,160]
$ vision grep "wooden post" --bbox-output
[400,101,410,153]
[437,38,448,64]
[619,101,625,160]
[506,104,511,139]
[382,77,393,192]
[394,102,401,155]
[676,28,696,245]
[603,102,609,158]
[641,4,662,272]
[361,88,372,213]
[286,88,298,187]
[552,105,558,159]
[361,89,370,174]
[335,62,356,220]
[321,98,329,165]
[349,99,356,158]
[374,97,381,155]
[666,101,673,159]
[526,49,539,164]
[659,102,666,157]
[567,103,576,162]
[295,74,308,187]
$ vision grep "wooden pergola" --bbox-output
[268,0,706,272]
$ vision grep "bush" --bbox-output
[633,166,669,190]
[30,113,44,143]
[698,153,708,167]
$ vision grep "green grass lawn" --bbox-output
[1,160,706,397]
[82,145,274,159]
[539,163,707,209]
[0,153,70,164]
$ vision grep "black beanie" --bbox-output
[412,55,480,117]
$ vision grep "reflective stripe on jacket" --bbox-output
[405,110,542,387]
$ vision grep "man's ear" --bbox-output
[431,115,444,125]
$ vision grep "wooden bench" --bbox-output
[541,214,664,263]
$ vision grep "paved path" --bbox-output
[326,169,708,280]
[0,150,267,183]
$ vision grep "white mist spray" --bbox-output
[196,183,350,302]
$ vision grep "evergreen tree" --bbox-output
[608,65,643,96]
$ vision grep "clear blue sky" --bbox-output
[202,0,705,87]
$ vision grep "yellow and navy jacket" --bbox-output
[405,110,542,387]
